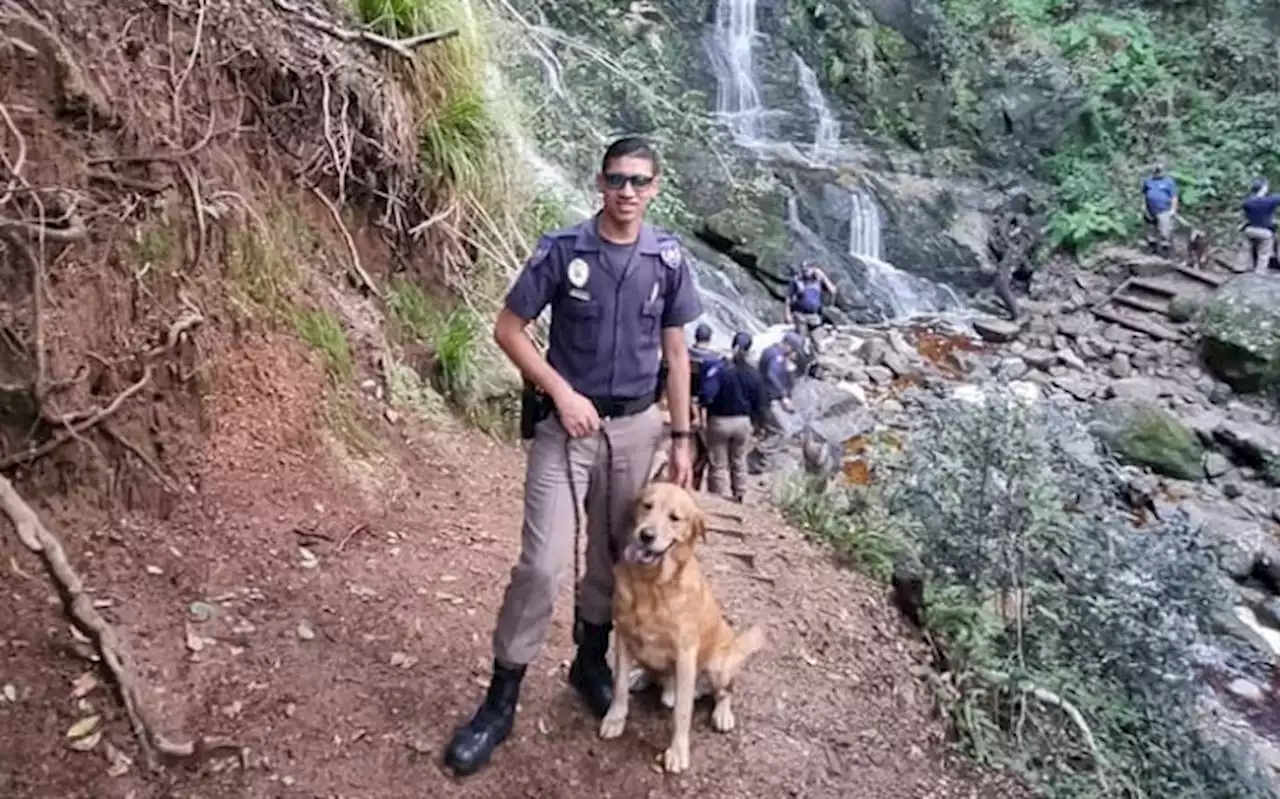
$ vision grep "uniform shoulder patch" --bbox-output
[658,243,684,269]
[526,236,555,268]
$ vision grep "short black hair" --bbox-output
[602,137,661,175]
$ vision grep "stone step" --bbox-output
[1125,277,1182,297]
[1170,263,1226,287]
[1092,305,1182,341]
[1111,293,1169,314]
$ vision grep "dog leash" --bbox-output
[564,427,615,644]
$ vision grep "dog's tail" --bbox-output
[723,625,766,675]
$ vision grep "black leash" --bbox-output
[565,426,615,644]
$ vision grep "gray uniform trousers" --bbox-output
[492,404,664,667]
[705,415,752,501]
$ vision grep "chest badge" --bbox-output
[567,257,590,288]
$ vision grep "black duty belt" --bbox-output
[589,395,652,419]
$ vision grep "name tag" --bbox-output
[569,288,591,302]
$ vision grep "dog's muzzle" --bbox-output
[623,526,670,565]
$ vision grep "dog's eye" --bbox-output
[669,512,681,523]
[641,501,653,510]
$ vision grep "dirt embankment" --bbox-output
[0,2,1024,797]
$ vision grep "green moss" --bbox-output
[293,308,353,384]
[1116,405,1203,480]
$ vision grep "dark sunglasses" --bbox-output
[603,172,655,190]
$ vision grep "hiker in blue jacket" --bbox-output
[699,332,767,503]
[1241,177,1280,273]
[1140,163,1178,256]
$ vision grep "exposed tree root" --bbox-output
[310,184,381,299]
[271,0,459,61]
[1,366,154,469]
[0,473,237,771]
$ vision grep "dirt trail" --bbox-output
[0,335,1025,799]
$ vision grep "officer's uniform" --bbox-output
[699,355,765,502]
[495,216,702,667]
[788,274,825,333]
[687,343,720,490]
[757,342,793,439]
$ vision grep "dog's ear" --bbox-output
[691,508,708,544]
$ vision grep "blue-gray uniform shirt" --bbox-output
[505,215,704,399]
[759,344,793,401]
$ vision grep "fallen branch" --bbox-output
[976,668,1111,793]
[0,473,196,769]
[271,0,458,61]
[336,521,369,553]
[309,185,381,299]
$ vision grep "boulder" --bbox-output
[972,316,1021,343]
[1108,376,1171,404]
[1092,402,1204,480]
[1167,293,1203,324]
[1179,501,1272,581]
[1021,348,1055,371]
[1200,274,1280,392]
[1214,420,1280,485]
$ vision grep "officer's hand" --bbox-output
[555,391,600,438]
[668,438,692,488]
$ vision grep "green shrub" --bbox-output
[781,392,1275,797]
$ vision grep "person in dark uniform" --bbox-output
[1242,177,1280,273]
[687,322,721,490]
[444,137,702,776]
[699,331,766,503]
[784,261,836,335]
[757,331,803,436]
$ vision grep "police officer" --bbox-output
[443,137,702,776]
[699,331,766,503]
[758,331,803,431]
[688,323,720,490]
[785,261,837,336]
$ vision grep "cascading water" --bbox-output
[846,189,935,319]
[793,55,839,164]
[848,188,881,260]
[705,0,963,322]
[706,0,764,145]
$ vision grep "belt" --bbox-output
[588,395,652,419]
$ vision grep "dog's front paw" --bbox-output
[598,708,628,740]
[711,700,735,732]
[663,741,691,773]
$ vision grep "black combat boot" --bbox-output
[443,660,525,776]
[568,616,614,718]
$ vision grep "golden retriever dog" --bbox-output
[599,482,765,773]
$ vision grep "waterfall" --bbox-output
[846,187,963,318]
[793,55,839,162]
[706,0,764,145]
[847,187,881,260]
[701,0,961,322]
